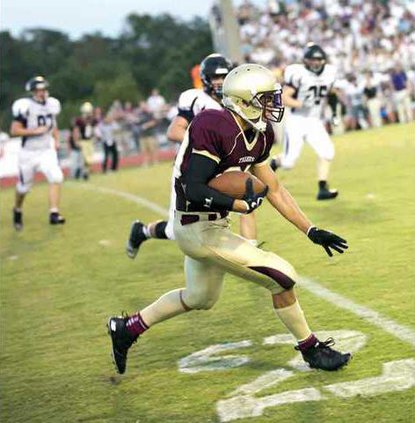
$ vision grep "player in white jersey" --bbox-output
[11,76,65,230]
[270,44,341,200]
[126,54,259,258]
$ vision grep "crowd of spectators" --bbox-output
[67,90,176,178]
[234,0,415,129]
[62,0,415,179]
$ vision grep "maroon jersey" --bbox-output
[73,116,98,140]
[173,108,274,211]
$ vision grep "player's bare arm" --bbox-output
[253,163,348,256]
[281,85,303,109]
[166,115,189,143]
[10,120,49,137]
[252,163,311,233]
[52,126,60,150]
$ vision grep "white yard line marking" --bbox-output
[75,183,415,347]
[72,183,169,217]
[300,277,415,347]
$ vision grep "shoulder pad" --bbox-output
[285,64,304,75]
[178,88,203,110]
[12,98,31,117]
[284,64,304,86]
[47,97,61,114]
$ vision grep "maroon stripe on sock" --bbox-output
[297,334,318,352]
[249,266,296,289]
[126,313,148,337]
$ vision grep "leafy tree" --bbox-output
[0,14,212,129]
[94,72,142,109]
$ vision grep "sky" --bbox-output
[1,0,256,39]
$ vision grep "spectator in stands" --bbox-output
[68,118,84,179]
[147,89,166,119]
[71,102,98,180]
[228,0,415,131]
[363,71,382,128]
[0,129,9,159]
[98,113,119,173]
[109,100,129,154]
[344,74,369,130]
[137,101,158,166]
[390,64,413,123]
[123,101,138,152]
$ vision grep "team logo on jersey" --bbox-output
[239,156,255,164]
[204,197,213,209]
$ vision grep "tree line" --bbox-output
[0,13,212,129]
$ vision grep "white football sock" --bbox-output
[274,300,312,342]
[140,289,188,327]
[317,158,331,182]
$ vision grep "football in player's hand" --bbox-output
[208,171,266,199]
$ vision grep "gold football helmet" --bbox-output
[80,101,94,115]
[222,63,284,131]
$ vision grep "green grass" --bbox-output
[1,123,414,422]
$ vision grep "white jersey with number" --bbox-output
[165,89,223,240]
[12,96,61,151]
[177,89,222,123]
[284,64,338,119]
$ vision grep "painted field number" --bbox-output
[178,330,415,422]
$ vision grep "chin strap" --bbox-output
[223,100,267,132]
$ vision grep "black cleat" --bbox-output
[270,157,280,172]
[126,220,147,259]
[296,337,351,371]
[107,315,137,374]
[317,187,338,200]
[50,212,66,225]
[13,208,23,231]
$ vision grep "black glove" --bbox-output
[242,178,268,214]
[307,226,348,257]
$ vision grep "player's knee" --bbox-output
[321,153,335,161]
[197,298,217,310]
[282,163,295,170]
[320,146,335,161]
[16,181,31,194]
[47,168,64,184]
[255,253,298,290]
[184,291,219,310]
[280,158,296,169]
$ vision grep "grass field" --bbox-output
[1,123,414,423]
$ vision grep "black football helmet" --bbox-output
[200,53,234,99]
[25,76,49,92]
[303,43,327,75]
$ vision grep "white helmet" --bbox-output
[80,101,94,115]
[222,63,284,131]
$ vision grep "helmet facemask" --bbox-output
[304,57,326,74]
[222,63,285,132]
[26,76,49,102]
[252,90,284,124]
[202,72,228,99]
[200,54,234,99]
[224,88,284,132]
[303,44,327,75]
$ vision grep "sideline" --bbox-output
[75,183,415,347]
